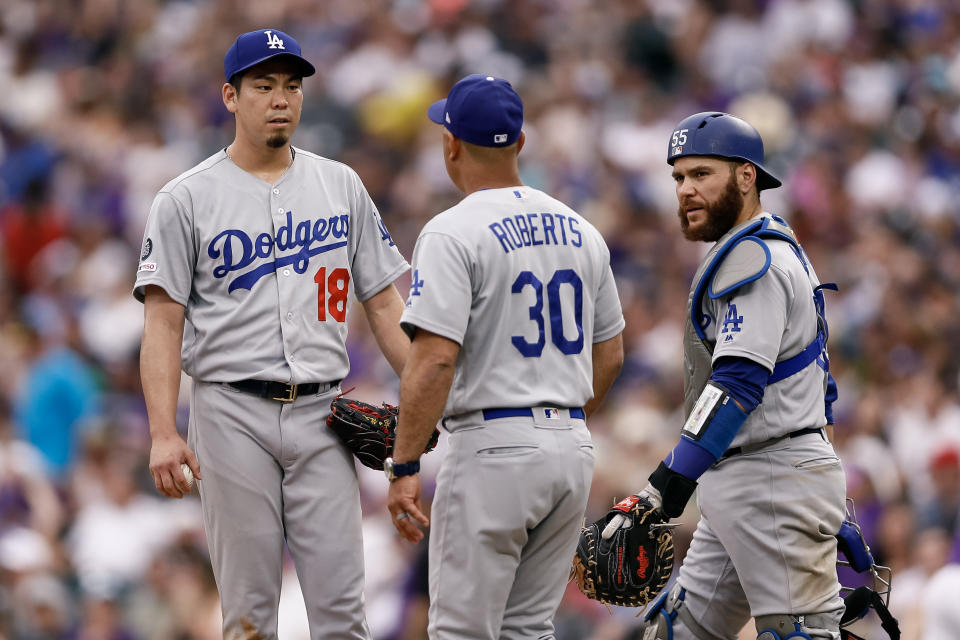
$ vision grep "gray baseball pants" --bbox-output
[188,380,370,640]
[429,408,595,640]
[672,431,846,639]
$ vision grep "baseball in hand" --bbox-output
[180,463,195,490]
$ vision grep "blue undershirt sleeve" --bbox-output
[709,356,767,413]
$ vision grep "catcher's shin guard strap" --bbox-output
[644,585,728,640]
[757,630,811,640]
[756,613,842,640]
[643,585,684,640]
[755,615,810,640]
[649,462,697,519]
[644,586,725,640]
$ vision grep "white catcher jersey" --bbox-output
[133,148,409,383]
[401,186,624,416]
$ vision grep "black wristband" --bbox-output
[649,461,698,519]
[393,460,420,477]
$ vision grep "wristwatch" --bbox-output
[384,457,420,482]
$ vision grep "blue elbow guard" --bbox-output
[681,382,749,459]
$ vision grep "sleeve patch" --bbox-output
[407,269,424,304]
[720,302,744,342]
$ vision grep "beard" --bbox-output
[266,134,289,149]
[677,173,744,242]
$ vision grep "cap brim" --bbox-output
[427,99,447,125]
[232,52,316,80]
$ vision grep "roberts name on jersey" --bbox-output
[489,211,583,254]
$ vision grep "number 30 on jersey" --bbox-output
[511,268,583,357]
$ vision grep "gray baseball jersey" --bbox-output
[400,186,624,416]
[134,147,408,383]
[134,147,407,640]
[401,185,624,639]
[683,213,829,448]
[667,212,845,638]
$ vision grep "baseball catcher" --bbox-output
[571,493,675,608]
[327,395,440,470]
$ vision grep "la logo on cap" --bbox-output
[265,30,285,49]
[223,28,316,81]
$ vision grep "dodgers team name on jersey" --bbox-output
[208,210,350,292]
[488,212,582,254]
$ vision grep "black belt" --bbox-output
[228,379,340,403]
[720,427,824,460]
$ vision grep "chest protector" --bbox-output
[682,215,836,420]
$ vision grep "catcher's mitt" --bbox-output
[327,396,440,470]
[571,494,674,608]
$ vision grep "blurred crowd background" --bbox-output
[1,0,960,638]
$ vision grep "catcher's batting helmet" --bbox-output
[667,111,782,191]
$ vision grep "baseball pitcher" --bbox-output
[135,28,409,640]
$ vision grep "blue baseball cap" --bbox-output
[224,28,316,82]
[427,74,523,147]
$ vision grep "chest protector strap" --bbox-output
[690,215,836,385]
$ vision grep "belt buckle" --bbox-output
[274,384,298,403]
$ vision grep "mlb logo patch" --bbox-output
[672,145,682,156]
[542,408,560,419]
[494,133,508,143]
